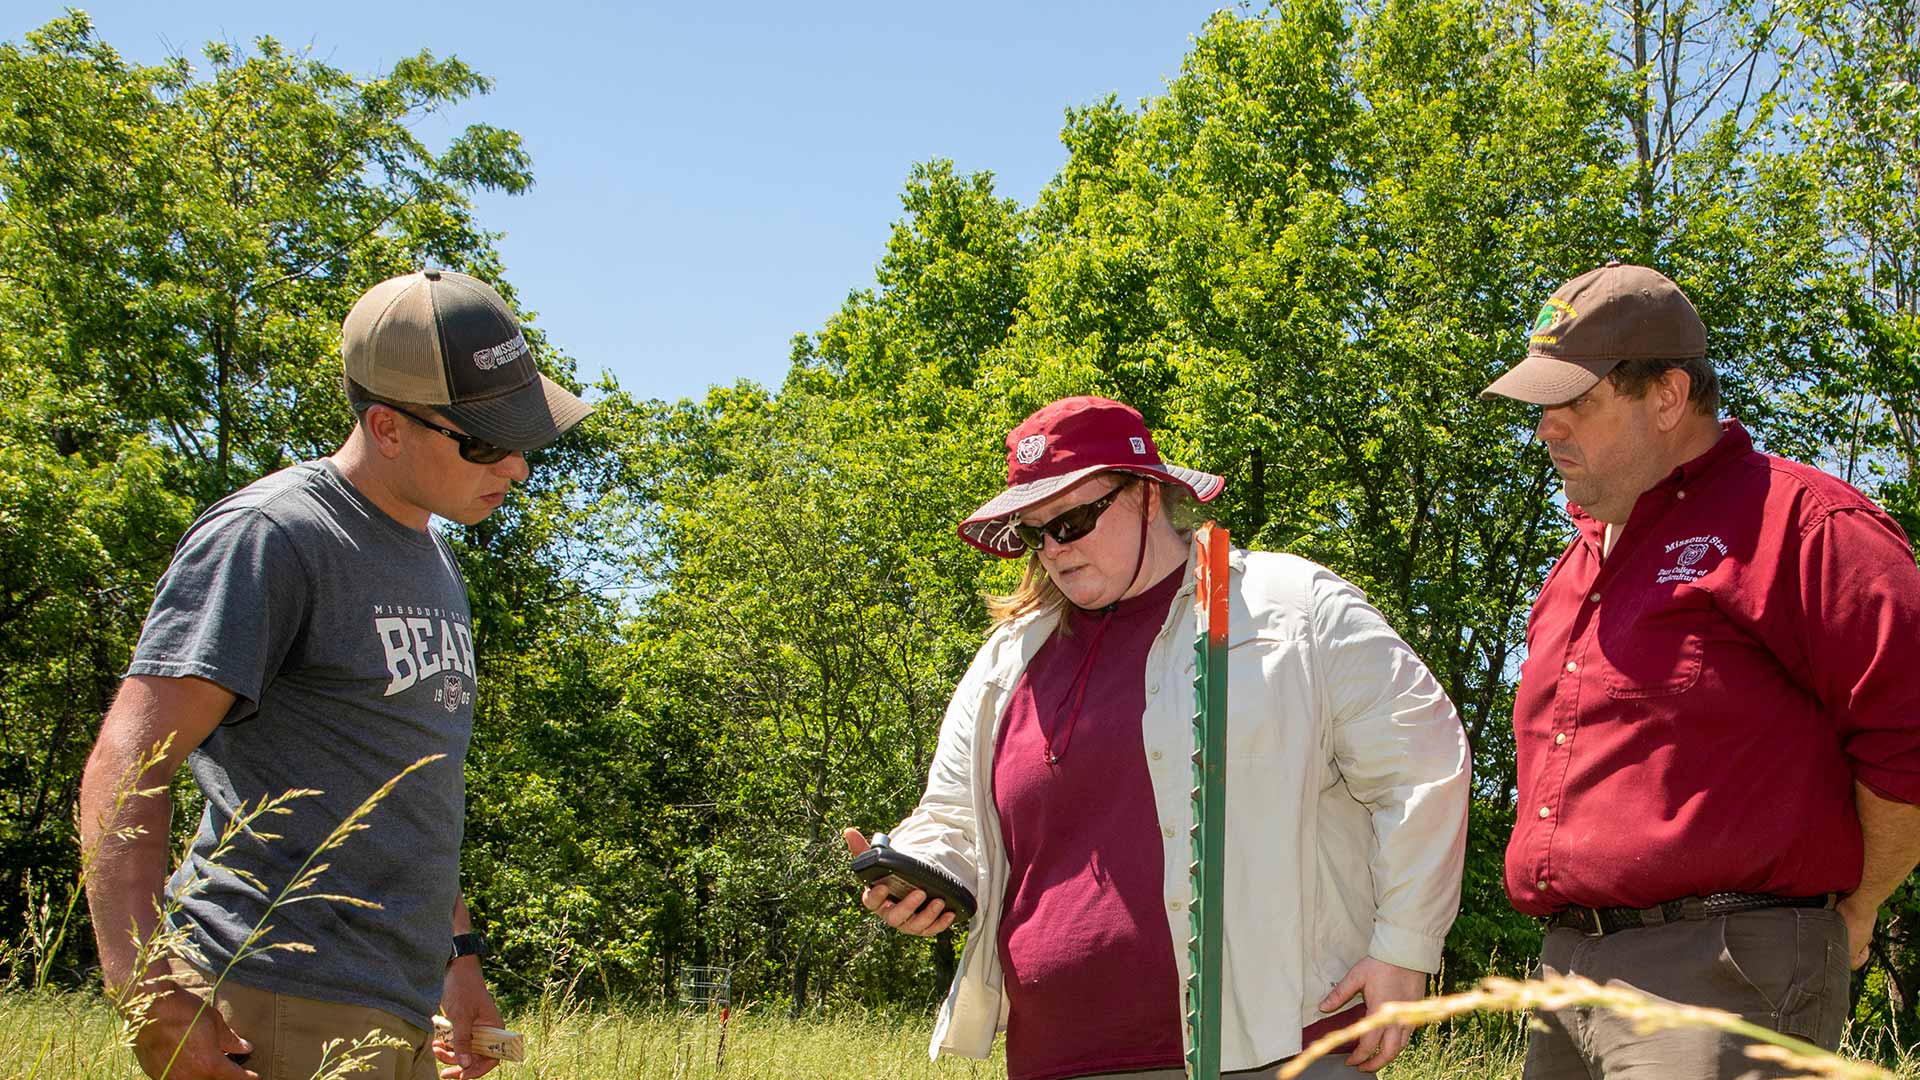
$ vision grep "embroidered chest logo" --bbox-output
[1656,534,1729,584]
[1015,434,1047,464]
[441,672,465,713]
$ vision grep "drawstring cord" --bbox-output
[1041,498,1152,765]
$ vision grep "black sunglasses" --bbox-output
[373,403,515,465]
[1013,478,1135,551]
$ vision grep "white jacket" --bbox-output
[888,546,1470,1068]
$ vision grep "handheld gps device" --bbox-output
[850,833,976,930]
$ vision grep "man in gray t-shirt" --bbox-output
[80,270,591,1080]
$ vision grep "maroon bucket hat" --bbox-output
[957,396,1225,557]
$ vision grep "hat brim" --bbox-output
[440,374,594,452]
[1479,353,1619,405]
[957,463,1225,557]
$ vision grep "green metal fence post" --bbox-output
[1186,523,1230,1080]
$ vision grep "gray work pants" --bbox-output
[1524,906,1851,1080]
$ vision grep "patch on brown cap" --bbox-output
[1482,261,1706,404]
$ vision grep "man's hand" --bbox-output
[434,958,505,1079]
[130,983,258,1080]
[843,828,955,937]
[1841,782,1920,972]
[1317,956,1428,1073]
[1837,894,1876,970]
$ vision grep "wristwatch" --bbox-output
[449,931,490,965]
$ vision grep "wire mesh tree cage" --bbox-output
[677,964,735,1069]
[677,965,732,1010]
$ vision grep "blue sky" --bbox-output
[15,3,1230,403]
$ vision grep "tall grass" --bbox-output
[6,988,1912,1079]
[1283,975,1920,1080]
[12,745,1918,1080]
[4,741,434,1079]
[0,995,1004,1080]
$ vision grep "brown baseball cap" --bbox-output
[343,269,592,451]
[1480,260,1707,404]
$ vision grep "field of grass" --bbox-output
[8,987,1919,1080]
[0,988,1528,1080]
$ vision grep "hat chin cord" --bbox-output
[1041,495,1153,766]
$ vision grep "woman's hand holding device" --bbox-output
[843,827,972,935]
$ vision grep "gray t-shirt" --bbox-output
[128,459,476,1029]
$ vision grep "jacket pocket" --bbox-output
[1219,634,1308,761]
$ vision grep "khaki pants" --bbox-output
[167,959,439,1080]
[1524,906,1851,1080]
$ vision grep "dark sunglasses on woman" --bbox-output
[374,402,516,465]
[1014,477,1136,551]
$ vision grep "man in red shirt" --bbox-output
[1482,261,1920,1077]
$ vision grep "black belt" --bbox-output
[1549,892,1832,936]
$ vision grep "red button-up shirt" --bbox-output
[1506,420,1920,915]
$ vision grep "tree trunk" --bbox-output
[789,938,811,1018]
[214,318,233,496]
[693,872,711,969]
[1629,0,1656,238]
[1248,444,1268,537]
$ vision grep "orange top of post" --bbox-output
[1196,523,1230,646]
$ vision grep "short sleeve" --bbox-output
[1798,508,1920,803]
[127,507,312,712]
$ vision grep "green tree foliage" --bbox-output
[444,387,664,1006]
[1796,0,1920,534]
[0,13,587,981]
[764,0,1920,1029]
[9,0,1920,1050]
[0,13,533,501]
[628,387,1001,1011]
[0,385,190,940]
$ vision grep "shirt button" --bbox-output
[1589,592,1601,603]
[1565,661,1579,673]
[1162,824,1175,839]
[1150,749,1164,761]
[1538,806,1551,818]
[1555,732,1567,746]
[1169,899,1185,912]
[1676,490,1688,500]
[1149,682,1160,695]
[1536,879,1549,890]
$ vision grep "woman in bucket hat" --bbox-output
[845,396,1471,1078]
